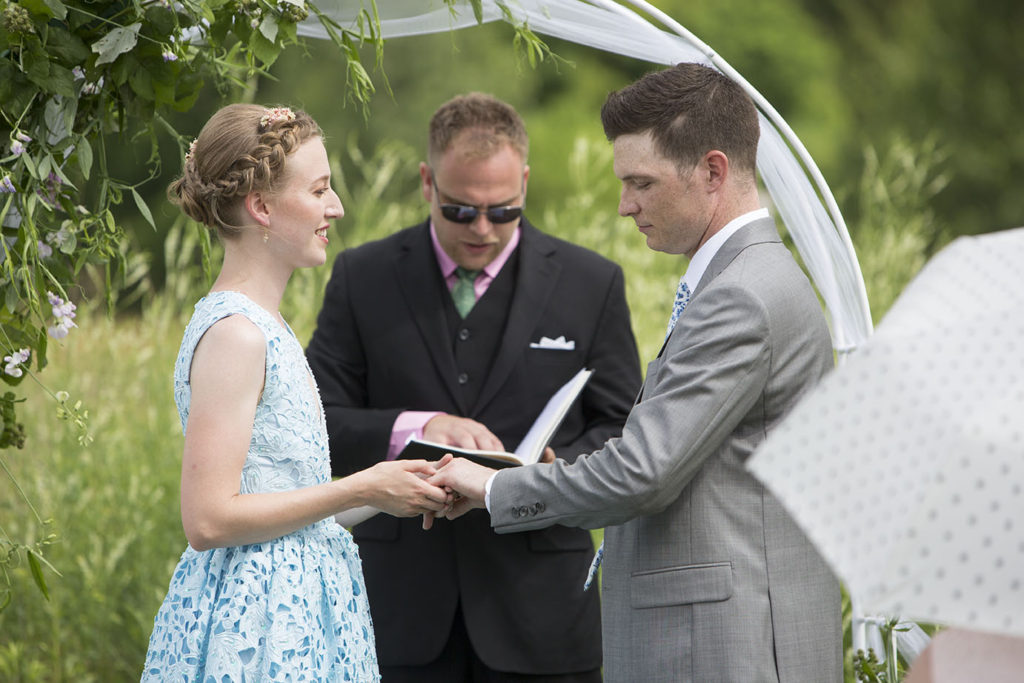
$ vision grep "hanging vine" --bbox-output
[0,0,386,609]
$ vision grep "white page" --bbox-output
[514,368,593,464]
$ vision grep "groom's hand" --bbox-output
[428,457,495,519]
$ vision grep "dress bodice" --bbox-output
[173,290,330,492]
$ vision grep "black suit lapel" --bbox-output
[394,222,465,410]
[474,220,561,413]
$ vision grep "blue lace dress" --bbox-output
[141,291,380,682]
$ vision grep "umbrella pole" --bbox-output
[851,596,867,653]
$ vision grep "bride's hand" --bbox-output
[360,460,450,519]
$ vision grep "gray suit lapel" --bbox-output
[651,217,781,368]
[693,217,780,297]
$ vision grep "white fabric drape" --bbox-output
[298,0,874,355]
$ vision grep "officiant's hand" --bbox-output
[423,415,505,452]
[428,457,494,520]
[540,447,556,464]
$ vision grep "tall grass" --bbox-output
[0,136,944,681]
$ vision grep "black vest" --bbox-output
[442,249,520,412]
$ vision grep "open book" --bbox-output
[399,367,592,468]
[334,368,592,528]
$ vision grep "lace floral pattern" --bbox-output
[142,291,379,682]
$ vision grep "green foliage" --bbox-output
[0,304,188,680]
[851,618,927,683]
[806,0,1024,240]
[0,0,388,610]
[843,136,950,322]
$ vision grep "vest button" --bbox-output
[457,372,469,385]
[458,328,471,341]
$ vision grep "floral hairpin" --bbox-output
[185,138,198,162]
[259,107,296,130]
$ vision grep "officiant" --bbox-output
[306,92,641,682]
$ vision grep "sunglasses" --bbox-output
[431,172,524,224]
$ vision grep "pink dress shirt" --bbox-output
[385,222,521,459]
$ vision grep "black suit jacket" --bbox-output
[306,218,641,673]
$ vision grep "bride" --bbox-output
[141,103,450,681]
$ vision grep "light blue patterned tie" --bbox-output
[665,277,691,339]
[584,276,691,591]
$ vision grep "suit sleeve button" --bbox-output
[534,502,545,514]
[457,372,469,385]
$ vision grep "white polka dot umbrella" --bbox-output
[748,226,1024,638]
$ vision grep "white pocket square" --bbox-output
[530,335,575,350]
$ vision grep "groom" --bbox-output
[431,63,843,682]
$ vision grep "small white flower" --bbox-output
[48,321,74,339]
[11,140,25,156]
[47,224,73,248]
[3,348,30,377]
[72,66,85,80]
[0,175,15,193]
[46,291,77,339]
[162,50,178,62]
[81,77,104,96]
[37,240,52,258]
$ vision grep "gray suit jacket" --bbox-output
[490,219,842,682]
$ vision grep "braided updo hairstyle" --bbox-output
[169,104,322,238]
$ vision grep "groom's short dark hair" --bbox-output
[601,62,759,175]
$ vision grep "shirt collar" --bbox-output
[682,208,770,292]
[429,220,522,280]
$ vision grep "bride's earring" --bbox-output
[263,228,269,243]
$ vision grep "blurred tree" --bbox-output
[805,0,1024,241]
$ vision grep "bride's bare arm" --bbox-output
[179,315,449,551]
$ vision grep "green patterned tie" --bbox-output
[452,267,480,318]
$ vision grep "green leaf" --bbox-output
[0,65,34,116]
[91,23,141,66]
[27,550,50,601]
[20,0,58,19]
[38,155,52,181]
[42,0,67,21]
[57,230,76,255]
[4,283,19,314]
[128,64,155,100]
[23,152,39,180]
[152,75,175,105]
[45,25,90,64]
[131,188,156,230]
[277,19,297,43]
[250,31,281,68]
[25,41,52,84]
[77,138,93,181]
[144,4,177,36]
[259,14,279,43]
[43,95,74,145]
